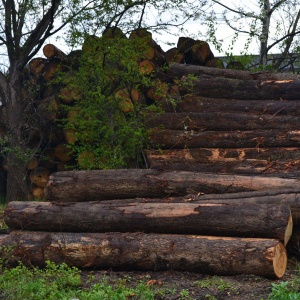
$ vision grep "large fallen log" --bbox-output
[146,112,300,131]
[166,95,300,115]
[166,62,300,81]
[179,75,300,100]
[150,128,300,149]
[0,231,287,278]
[146,148,300,176]
[4,201,292,245]
[44,169,300,201]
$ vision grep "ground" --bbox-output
[81,260,299,299]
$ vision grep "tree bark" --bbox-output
[145,148,300,176]
[149,128,300,149]
[0,231,287,278]
[179,75,300,100]
[146,112,300,131]
[44,169,300,202]
[166,63,300,81]
[168,94,300,115]
[5,201,292,245]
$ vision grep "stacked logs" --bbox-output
[1,169,293,278]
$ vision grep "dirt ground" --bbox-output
[81,260,300,299]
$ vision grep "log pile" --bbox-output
[2,28,300,277]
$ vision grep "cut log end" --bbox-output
[284,214,293,247]
[273,242,287,279]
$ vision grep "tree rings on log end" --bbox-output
[272,242,287,279]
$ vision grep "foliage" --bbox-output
[61,34,162,170]
[0,260,176,300]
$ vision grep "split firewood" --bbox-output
[0,231,287,278]
[5,201,292,246]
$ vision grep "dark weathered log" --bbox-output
[150,128,300,149]
[168,95,300,115]
[146,112,300,131]
[146,148,300,176]
[177,38,214,65]
[179,75,300,100]
[44,169,300,201]
[43,44,67,59]
[85,189,300,225]
[0,231,287,278]
[167,62,300,81]
[5,201,292,245]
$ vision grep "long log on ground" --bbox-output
[146,148,300,175]
[0,231,287,278]
[44,169,300,201]
[166,62,300,81]
[165,95,300,115]
[146,112,300,131]
[150,128,300,149]
[5,201,292,245]
[179,75,300,100]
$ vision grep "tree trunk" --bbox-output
[44,169,300,201]
[149,128,300,149]
[5,69,29,201]
[5,201,292,246]
[169,94,300,116]
[179,75,300,100]
[145,148,300,176]
[146,112,300,131]
[0,231,287,278]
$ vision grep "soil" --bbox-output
[81,260,300,299]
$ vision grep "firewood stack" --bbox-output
[2,28,300,277]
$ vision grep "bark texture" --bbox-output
[0,231,287,278]
[44,169,300,202]
[4,201,292,245]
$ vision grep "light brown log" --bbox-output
[5,201,292,246]
[139,59,156,75]
[44,169,300,201]
[26,157,39,170]
[146,80,169,101]
[0,231,287,278]
[167,62,300,81]
[29,167,50,188]
[169,94,300,115]
[145,148,300,176]
[149,128,300,149]
[31,186,45,199]
[28,57,48,75]
[54,144,74,162]
[58,85,82,105]
[43,44,67,59]
[179,75,300,100]
[146,112,300,131]
[165,48,185,63]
